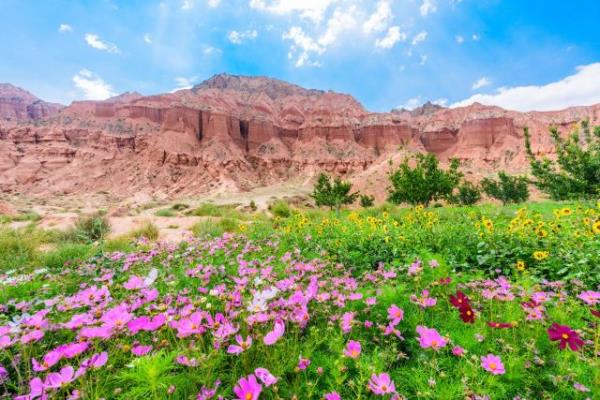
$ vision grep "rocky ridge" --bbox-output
[1,74,598,199]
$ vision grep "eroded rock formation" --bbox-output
[1,74,598,198]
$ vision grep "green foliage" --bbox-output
[388,153,462,206]
[311,172,359,211]
[452,181,482,206]
[270,200,292,218]
[481,172,530,205]
[359,194,375,208]
[154,208,176,217]
[69,212,111,243]
[524,121,600,200]
[129,221,160,241]
[42,243,93,270]
[171,203,189,211]
[249,200,257,211]
[191,217,239,238]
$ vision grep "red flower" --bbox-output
[487,321,513,329]
[449,291,470,309]
[591,309,600,319]
[459,305,475,324]
[547,323,584,351]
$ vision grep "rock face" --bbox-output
[0,74,598,198]
[0,83,64,121]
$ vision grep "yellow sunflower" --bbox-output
[516,260,526,272]
[593,220,600,235]
[533,251,549,261]
[560,207,572,216]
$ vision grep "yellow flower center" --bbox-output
[562,333,569,340]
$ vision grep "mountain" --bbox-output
[0,83,64,121]
[0,75,598,199]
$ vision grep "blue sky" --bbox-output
[1,0,599,111]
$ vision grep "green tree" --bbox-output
[481,172,529,205]
[311,173,359,212]
[524,121,600,200]
[387,153,462,207]
[359,194,375,208]
[451,181,481,206]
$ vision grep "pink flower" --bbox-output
[123,275,146,290]
[416,326,447,350]
[132,344,153,357]
[263,320,285,345]
[45,365,75,389]
[325,392,341,400]
[481,354,505,375]
[387,304,404,326]
[452,346,465,357]
[298,357,311,370]
[0,363,8,384]
[340,312,354,334]
[577,291,600,306]
[228,335,253,354]
[368,373,396,395]
[344,340,361,359]
[233,374,262,400]
[254,368,278,387]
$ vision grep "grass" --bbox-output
[0,200,598,399]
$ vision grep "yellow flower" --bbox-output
[560,207,572,216]
[533,251,549,261]
[516,260,526,271]
[537,229,548,238]
[593,220,600,235]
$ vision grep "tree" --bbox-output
[387,153,462,207]
[359,194,375,208]
[311,173,359,211]
[451,181,481,206]
[481,172,529,205]
[524,121,600,200]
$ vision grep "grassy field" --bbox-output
[0,200,599,399]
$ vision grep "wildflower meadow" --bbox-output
[1,201,599,399]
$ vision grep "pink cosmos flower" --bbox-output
[298,357,311,370]
[416,326,447,350]
[233,374,262,400]
[0,363,7,384]
[387,304,404,326]
[325,393,341,400]
[45,365,75,389]
[341,312,354,334]
[176,355,198,367]
[132,344,153,356]
[481,354,505,375]
[368,373,396,395]
[577,291,600,306]
[263,320,284,345]
[123,275,146,290]
[344,340,361,359]
[228,335,253,354]
[452,346,465,357]
[254,367,278,387]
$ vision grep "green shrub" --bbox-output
[171,203,189,211]
[155,208,176,217]
[359,194,375,208]
[69,213,111,243]
[311,173,359,211]
[191,218,239,238]
[129,221,160,241]
[42,243,93,269]
[452,181,481,206]
[388,153,462,207]
[481,172,530,205]
[249,200,258,212]
[270,200,292,218]
[524,121,600,200]
[0,227,38,271]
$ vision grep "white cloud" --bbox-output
[173,76,198,91]
[472,33,480,41]
[143,33,152,44]
[452,63,600,111]
[203,46,222,55]
[411,31,427,45]
[317,7,357,47]
[208,0,221,6]
[455,35,464,44]
[85,33,120,53]
[228,29,258,44]
[181,0,194,10]
[399,96,422,110]
[432,98,448,106]
[72,69,116,100]
[59,24,73,33]
[420,0,437,16]
[363,0,392,34]
[420,54,428,65]
[375,26,406,49]
[249,0,338,23]
[472,77,491,90]
[282,26,324,67]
